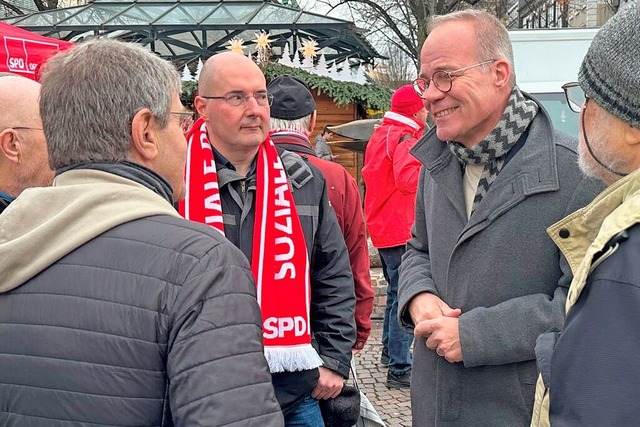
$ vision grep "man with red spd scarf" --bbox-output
[183,51,356,425]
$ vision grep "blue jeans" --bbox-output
[284,396,324,426]
[379,246,413,375]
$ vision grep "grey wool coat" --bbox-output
[398,100,603,427]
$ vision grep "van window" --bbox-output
[531,92,579,137]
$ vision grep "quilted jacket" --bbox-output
[0,163,284,426]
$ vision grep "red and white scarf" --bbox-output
[179,118,323,373]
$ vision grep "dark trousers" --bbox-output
[379,245,413,375]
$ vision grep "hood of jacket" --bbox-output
[382,111,425,133]
[0,168,180,293]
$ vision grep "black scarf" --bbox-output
[448,86,538,213]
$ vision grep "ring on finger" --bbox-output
[436,348,444,357]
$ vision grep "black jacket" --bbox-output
[214,148,356,413]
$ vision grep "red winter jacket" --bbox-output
[271,130,374,350]
[362,112,425,249]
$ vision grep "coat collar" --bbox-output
[411,95,561,236]
[271,130,316,157]
[548,168,640,285]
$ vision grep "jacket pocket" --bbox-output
[516,360,538,415]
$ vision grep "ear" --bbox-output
[0,129,21,164]
[624,122,640,148]
[493,59,511,88]
[309,111,317,134]
[130,108,159,162]
[194,96,208,120]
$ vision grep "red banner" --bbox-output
[0,22,73,81]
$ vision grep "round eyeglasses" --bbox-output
[562,82,588,113]
[200,92,274,107]
[412,60,496,98]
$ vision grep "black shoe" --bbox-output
[380,349,389,366]
[387,369,411,389]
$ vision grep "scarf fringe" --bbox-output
[265,345,324,373]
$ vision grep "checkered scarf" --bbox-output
[448,86,538,213]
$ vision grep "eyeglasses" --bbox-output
[9,126,43,131]
[562,82,588,113]
[170,111,196,133]
[200,92,274,107]
[412,60,496,98]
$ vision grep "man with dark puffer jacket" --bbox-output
[0,39,283,426]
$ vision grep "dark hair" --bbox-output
[322,125,334,135]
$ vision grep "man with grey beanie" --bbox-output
[530,2,640,426]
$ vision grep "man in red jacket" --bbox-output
[268,74,375,354]
[362,84,428,388]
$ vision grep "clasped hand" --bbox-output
[409,293,463,363]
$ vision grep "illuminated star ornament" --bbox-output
[253,31,275,49]
[227,37,245,54]
[299,38,319,58]
[253,31,275,65]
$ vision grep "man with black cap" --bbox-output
[530,3,640,426]
[184,53,356,426]
[268,74,375,356]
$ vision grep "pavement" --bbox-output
[353,318,412,426]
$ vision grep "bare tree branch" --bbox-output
[0,0,25,15]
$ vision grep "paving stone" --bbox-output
[355,318,411,426]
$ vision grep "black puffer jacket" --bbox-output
[0,165,284,426]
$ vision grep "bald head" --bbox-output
[194,51,270,174]
[0,75,53,198]
[198,52,262,95]
[0,76,41,130]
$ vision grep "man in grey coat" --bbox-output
[0,39,283,426]
[398,10,603,427]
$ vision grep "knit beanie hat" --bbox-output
[268,74,316,120]
[579,1,640,128]
[391,84,424,117]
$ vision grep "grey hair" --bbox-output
[270,115,313,134]
[428,9,515,87]
[39,38,181,169]
[0,72,20,78]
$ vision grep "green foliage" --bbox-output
[263,63,392,111]
[180,63,392,111]
[180,80,198,109]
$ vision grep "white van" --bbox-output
[509,28,598,136]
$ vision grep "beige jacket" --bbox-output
[530,168,640,426]
[0,169,180,293]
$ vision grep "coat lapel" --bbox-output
[412,128,468,222]
[413,106,562,244]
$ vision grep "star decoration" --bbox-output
[253,31,275,49]
[227,38,245,54]
[299,38,319,59]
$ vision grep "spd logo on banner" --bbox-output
[3,36,62,77]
